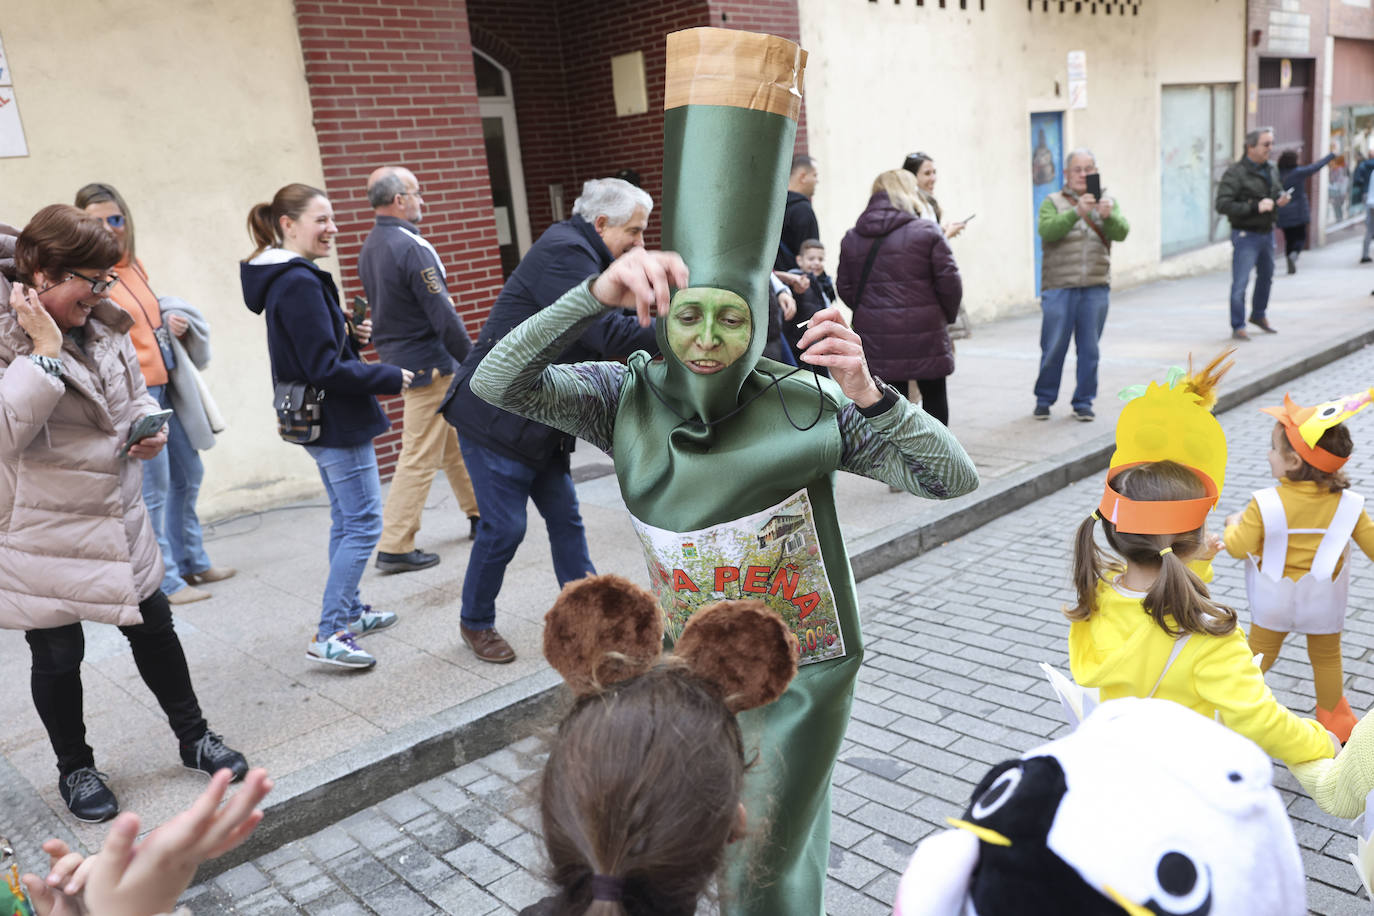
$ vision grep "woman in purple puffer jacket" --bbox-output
[837,169,963,426]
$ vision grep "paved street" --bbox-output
[173,341,1374,913]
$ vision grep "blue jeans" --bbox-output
[165,413,212,577]
[457,438,595,630]
[140,386,189,596]
[1362,207,1374,260]
[304,442,383,640]
[1229,229,1274,330]
[1033,285,1110,412]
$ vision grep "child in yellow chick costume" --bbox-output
[1067,355,1335,769]
[1221,389,1374,742]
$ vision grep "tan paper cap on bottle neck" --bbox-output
[664,27,806,120]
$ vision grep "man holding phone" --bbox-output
[1033,148,1130,422]
[358,166,480,573]
[1216,127,1291,340]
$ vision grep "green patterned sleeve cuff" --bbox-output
[838,397,979,499]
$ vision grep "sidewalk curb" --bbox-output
[849,327,1374,580]
[135,326,1374,881]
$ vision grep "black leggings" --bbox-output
[1282,224,1308,256]
[893,378,950,426]
[26,590,207,776]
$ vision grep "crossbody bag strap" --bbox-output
[850,230,893,311]
[1148,634,1192,698]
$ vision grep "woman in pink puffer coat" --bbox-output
[0,206,246,824]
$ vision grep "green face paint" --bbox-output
[666,288,753,375]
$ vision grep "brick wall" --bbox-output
[1329,1,1374,41]
[294,0,507,476]
[468,0,809,250]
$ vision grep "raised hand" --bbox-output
[589,248,689,326]
[11,282,62,358]
[795,306,882,408]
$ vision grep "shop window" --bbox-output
[1160,84,1236,257]
[1328,106,1374,226]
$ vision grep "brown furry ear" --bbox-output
[674,600,799,712]
[543,574,665,695]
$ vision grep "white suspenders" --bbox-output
[1253,487,1364,582]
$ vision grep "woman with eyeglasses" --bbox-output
[75,183,235,606]
[0,205,248,823]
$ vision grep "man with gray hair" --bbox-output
[440,177,657,663]
[358,165,480,575]
[1216,128,1291,340]
[1032,148,1129,422]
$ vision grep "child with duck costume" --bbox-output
[471,27,978,915]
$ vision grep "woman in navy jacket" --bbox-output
[241,183,411,670]
[1276,149,1335,274]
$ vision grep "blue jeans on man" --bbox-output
[1033,285,1110,413]
[1229,229,1274,330]
[457,438,595,631]
[304,442,384,640]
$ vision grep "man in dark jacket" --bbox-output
[359,166,480,574]
[441,178,656,663]
[1354,156,1374,264]
[774,155,820,271]
[1216,128,1291,340]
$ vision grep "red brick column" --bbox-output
[294,0,505,477]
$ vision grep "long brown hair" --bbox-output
[73,183,135,261]
[540,662,746,916]
[1276,420,1352,492]
[1068,461,1237,637]
[14,205,122,285]
[244,183,326,260]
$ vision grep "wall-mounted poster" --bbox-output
[0,32,28,158]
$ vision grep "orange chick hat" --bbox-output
[1260,389,1374,473]
[1098,352,1233,535]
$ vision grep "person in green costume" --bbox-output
[471,26,978,915]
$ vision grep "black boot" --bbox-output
[1286,252,1297,275]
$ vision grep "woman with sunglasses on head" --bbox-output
[0,205,248,823]
[75,183,235,606]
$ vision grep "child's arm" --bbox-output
[1291,708,1374,817]
[1221,498,1264,559]
[1352,509,1374,563]
[1191,630,1335,767]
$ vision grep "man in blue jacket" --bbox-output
[441,178,657,662]
[359,166,480,574]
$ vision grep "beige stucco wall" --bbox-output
[799,0,1247,321]
[0,0,330,519]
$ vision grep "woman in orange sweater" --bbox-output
[76,184,234,605]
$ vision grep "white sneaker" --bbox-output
[346,605,397,637]
[307,631,376,669]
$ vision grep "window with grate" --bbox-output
[867,0,987,11]
[1026,0,1140,14]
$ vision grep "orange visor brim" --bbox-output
[1097,463,1219,535]
[1281,422,1348,473]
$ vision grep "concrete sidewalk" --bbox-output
[4,233,1374,876]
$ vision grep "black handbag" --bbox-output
[273,380,324,444]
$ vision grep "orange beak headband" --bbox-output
[1260,390,1374,474]
[1097,352,1233,535]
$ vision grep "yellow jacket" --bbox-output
[1223,478,1374,580]
[1068,572,1334,767]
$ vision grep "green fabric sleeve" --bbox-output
[1104,201,1130,241]
[1038,196,1078,242]
[468,280,627,453]
[838,398,979,500]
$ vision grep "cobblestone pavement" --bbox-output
[181,345,1374,914]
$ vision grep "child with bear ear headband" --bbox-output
[519,574,798,916]
[1065,353,1335,770]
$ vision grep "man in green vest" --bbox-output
[1032,148,1130,422]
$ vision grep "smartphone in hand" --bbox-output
[1085,173,1102,199]
[121,409,174,456]
[352,296,368,326]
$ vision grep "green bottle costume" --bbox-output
[471,27,978,914]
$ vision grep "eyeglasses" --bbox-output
[399,188,424,198]
[66,269,120,295]
[103,214,125,229]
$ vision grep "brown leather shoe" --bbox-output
[183,567,237,586]
[460,625,516,664]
